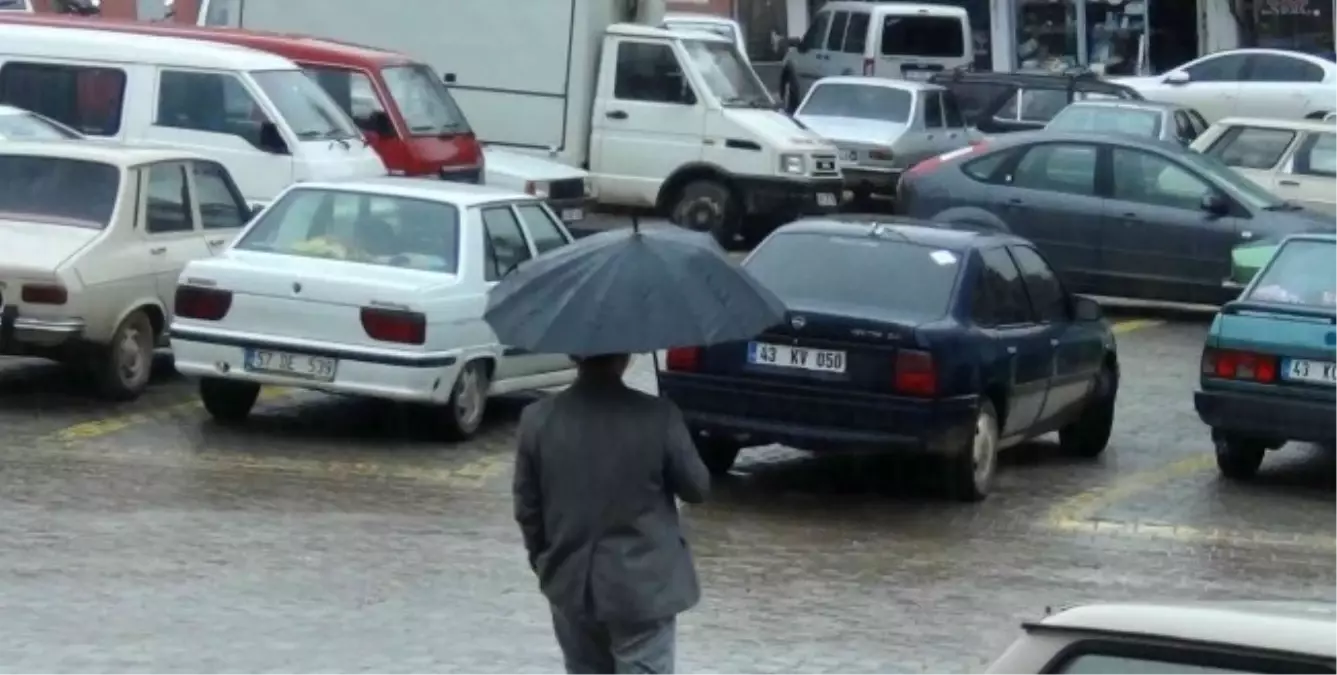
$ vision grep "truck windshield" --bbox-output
[382,65,472,136]
[251,70,360,141]
[681,39,771,107]
[0,156,118,230]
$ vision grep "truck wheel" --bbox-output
[199,377,260,425]
[944,400,999,502]
[670,179,738,248]
[1214,433,1266,480]
[438,360,490,441]
[780,71,801,113]
[1059,364,1117,458]
[695,437,741,475]
[92,310,155,401]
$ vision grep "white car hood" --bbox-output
[792,115,909,145]
[0,219,97,275]
[483,146,587,181]
[726,108,834,152]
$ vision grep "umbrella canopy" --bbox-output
[484,223,785,357]
[1232,239,1280,287]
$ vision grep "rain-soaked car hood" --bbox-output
[791,114,909,146]
[1262,205,1337,235]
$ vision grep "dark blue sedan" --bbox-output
[657,218,1121,501]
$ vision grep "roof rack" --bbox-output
[929,68,1143,100]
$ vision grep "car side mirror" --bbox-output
[361,111,395,138]
[1201,192,1229,215]
[1072,295,1102,322]
[257,122,289,155]
[1164,71,1190,85]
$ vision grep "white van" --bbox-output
[779,1,972,112]
[0,23,386,204]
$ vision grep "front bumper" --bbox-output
[0,305,86,356]
[170,325,465,404]
[659,372,979,454]
[1194,388,1335,443]
[735,176,844,219]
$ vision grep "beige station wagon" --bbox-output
[1192,117,1336,216]
[987,601,1336,674]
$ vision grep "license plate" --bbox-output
[904,70,933,81]
[1282,358,1336,385]
[560,208,584,222]
[747,341,846,374]
[816,192,838,207]
[244,348,338,382]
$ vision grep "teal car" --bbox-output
[1194,233,1336,480]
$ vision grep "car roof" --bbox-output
[1062,99,1183,113]
[0,141,206,167]
[294,177,539,207]
[932,69,1142,99]
[0,22,294,70]
[777,215,1023,249]
[821,1,967,15]
[1031,602,1337,660]
[0,104,26,115]
[610,23,727,42]
[811,76,943,92]
[1282,232,1337,244]
[993,129,1182,152]
[1211,116,1336,134]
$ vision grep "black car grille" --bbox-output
[441,167,481,184]
[548,178,585,200]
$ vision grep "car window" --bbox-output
[0,62,126,137]
[145,163,194,234]
[1172,111,1196,141]
[157,70,280,151]
[1247,53,1325,82]
[1111,149,1214,210]
[1288,131,1336,177]
[0,155,118,230]
[745,232,961,321]
[235,188,459,273]
[1184,53,1249,82]
[825,11,849,51]
[1055,653,1250,674]
[614,41,696,105]
[481,206,533,281]
[1046,105,1162,138]
[1204,125,1297,170]
[881,16,965,58]
[974,247,1034,326]
[942,91,965,127]
[799,83,912,123]
[1020,90,1069,122]
[947,81,1012,122]
[304,66,388,136]
[923,91,944,128]
[191,161,248,230]
[1009,143,1098,197]
[1246,239,1336,308]
[1186,109,1209,135]
[514,203,570,255]
[1008,245,1068,323]
[963,151,1011,182]
[843,12,870,54]
[800,12,830,52]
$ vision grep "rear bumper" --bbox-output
[0,305,88,356]
[658,372,978,454]
[842,167,902,196]
[169,324,466,404]
[545,196,592,224]
[1194,388,1335,443]
[735,176,844,220]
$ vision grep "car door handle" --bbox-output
[207,238,226,247]
[1007,197,1023,205]
[605,110,628,120]
[1278,179,1300,187]
[149,246,166,255]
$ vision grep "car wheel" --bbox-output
[199,377,260,425]
[780,72,800,113]
[695,437,741,476]
[1214,433,1265,480]
[439,360,490,441]
[670,179,738,247]
[1059,363,1117,458]
[92,310,155,401]
[945,400,999,502]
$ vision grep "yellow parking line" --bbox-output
[38,386,294,445]
[1112,319,1163,334]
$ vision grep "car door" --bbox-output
[971,247,1052,441]
[820,10,855,77]
[479,204,540,383]
[1276,130,1337,215]
[139,161,211,311]
[187,160,251,256]
[1234,53,1329,120]
[1008,245,1102,430]
[1197,122,1299,192]
[939,88,971,149]
[1103,146,1246,303]
[993,141,1104,293]
[511,201,577,376]
[792,10,831,95]
[1169,53,1250,122]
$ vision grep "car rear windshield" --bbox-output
[1047,105,1162,138]
[1246,239,1336,308]
[236,187,460,274]
[746,231,960,319]
[799,83,911,123]
[0,155,118,229]
[881,16,965,58]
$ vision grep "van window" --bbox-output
[304,67,387,136]
[0,62,125,136]
[382,64,472,136]
[825,11,849,51]
[881,16,966,58]
[157,70,280,151]
[0,155,118,229]
[800,12,830,52]
[614,41,696,105]
[843,12,870,54]
[252,70,359,141]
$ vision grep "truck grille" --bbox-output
[548,178,585,201]
[812,154,839,177]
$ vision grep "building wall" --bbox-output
[666,0,733,17]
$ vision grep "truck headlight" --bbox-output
[583,178,593,198]
[779,154,805,175]
[525,180,550,199]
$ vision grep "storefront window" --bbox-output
[1013,0,1151,74]
[1016,0,1079,71]
[1083,0,1147,75]
[1255,0,1335,57]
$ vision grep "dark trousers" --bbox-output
[550,605,677,674]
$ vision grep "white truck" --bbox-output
[196,0,843,243]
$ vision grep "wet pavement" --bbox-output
[0,309,1332,673]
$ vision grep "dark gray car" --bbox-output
[896,131,1334,305]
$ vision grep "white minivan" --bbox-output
[0,23,386,204]
[779,1,972,112]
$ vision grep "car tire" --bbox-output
[670,179,738,247]
[439,360,490,441]
[1214,433,1265,480]
[199,377,260,424]
[695,437,742,476]
[780,71,800,113]
[1059,363,1117,458]
[945,399,999,502]
[92,309,156,401]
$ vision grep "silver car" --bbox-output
[793,76,977,200]
[1045,99,1210,146]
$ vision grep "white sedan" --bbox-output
[1117,48,1336,123]
[169,178,578,439]
[1192,116,1337,215]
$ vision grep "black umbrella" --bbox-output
[484,221,785,357]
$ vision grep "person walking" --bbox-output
[512,353,711,674]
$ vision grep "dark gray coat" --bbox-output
[512,377,710,623]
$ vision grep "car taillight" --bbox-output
[862,58,874,76]
[895,349,936,396]
[907,143,987,177]
[21,283,67,305]
[1202,347,1278,383]
[665,346,701,371]
[174,286,232,321]
[360,307,426,345]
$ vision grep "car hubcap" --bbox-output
[118,325,147,385]
[454,367,485,427]
[972,412,997,490]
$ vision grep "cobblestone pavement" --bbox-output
[0,309,1331,673]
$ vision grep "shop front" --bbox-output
[990,0,1200,75]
